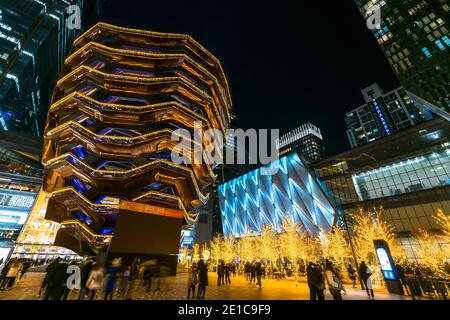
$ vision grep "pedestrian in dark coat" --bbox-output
[307,262,325,300]
[255,262,263,289]
[197,260,208,299]
[78,259,94,299]
[43,262,69,300]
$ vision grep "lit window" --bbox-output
[442,36,450,47]
[421,47,432,58]
[434,39,445,51]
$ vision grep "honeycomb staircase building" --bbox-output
[42,23,232,269]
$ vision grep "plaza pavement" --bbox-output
[0,271,410,300]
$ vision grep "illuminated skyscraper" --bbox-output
[0,0,101,136]
[42,23,232,268]
[345,83,431,147]
[276,122,325,161]
[354,1,450,116]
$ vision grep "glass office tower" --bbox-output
[354,1,450,113]
[0,0,101,136]
[313,118,450,261]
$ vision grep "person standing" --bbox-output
[86,265,104,300]
[346,263,357,288]
[197,260,208,299]
[307,262,325,300]
[224,263,231,285]
[217,260,224,286]
[255,262,263,289]
[324,260,346,300]
[187,263,197,299]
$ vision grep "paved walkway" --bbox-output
[0,271,410,300]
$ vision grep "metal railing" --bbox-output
[404,277,449,300]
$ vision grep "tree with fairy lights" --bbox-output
[414,228,449,279]
[434,209,450,238]
[222,234,236,264]
[210,234,224,267]
[193,243,200,263]
[237,229,256,266]
[351,207,405,264]
[255,224,279,264]
[322,226,351,270]
[279,217,301,282]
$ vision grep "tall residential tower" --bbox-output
[345,83,431,148]
[354,1,450,116]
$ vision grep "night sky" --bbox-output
[100,0,399,155]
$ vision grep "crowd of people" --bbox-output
[1,254,446,300]
[0,256,168,300]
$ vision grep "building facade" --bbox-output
[12,189,78,261]
[219,152,336,238]
[0,132,43,261]
[354,0,450,114]
[0,0,101,136]
[313,118,450,261]
[276,122,325,161]
[345,83,431,148]
[42,23,232,268]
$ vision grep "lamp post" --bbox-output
[341,210,364,290]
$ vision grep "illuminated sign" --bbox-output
[376,247,395,280]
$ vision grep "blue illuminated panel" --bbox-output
[219,153,336,237]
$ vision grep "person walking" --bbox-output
[187,263,197,299]
[359,261,371,298]
[104,258,122,300]
[61,261,78,300]
[197,260,208,299]
[86,265,104,300]
[255,262,263,289]
[365,264,375,299]
[244,262,250,281]
[358,261,373,298]
[324,260,346,300]
[19,260,31,280]
[39,258,60,296]
[78,259,94,299]
[346,263,357,288]
[307,262,325,300]
[119,266,131,300]
[249,263,256,284]
[3,259,22,290]
[43,261,69,300]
